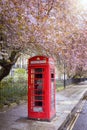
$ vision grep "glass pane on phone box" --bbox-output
[35,68,43,73]
[35,74,43,78]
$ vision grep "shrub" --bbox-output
[0,77,28,109]
[14,68,27,81]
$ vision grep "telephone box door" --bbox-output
[28,67,47,119]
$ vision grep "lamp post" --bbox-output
[59,48,67,89]
[64,61,66,89]
[63,48,67,89]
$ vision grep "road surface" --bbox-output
[72,100,87,130]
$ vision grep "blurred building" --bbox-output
[10,54,29,76]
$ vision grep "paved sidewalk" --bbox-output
[0,81,87,130]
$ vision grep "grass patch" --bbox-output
[56,86,64,92]
[56,80,64,92]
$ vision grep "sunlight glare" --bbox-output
[79,0,87,10]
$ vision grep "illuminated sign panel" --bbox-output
[31,60,46,64]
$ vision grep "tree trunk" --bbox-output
[0,51,20,82]
[0,65,12,81]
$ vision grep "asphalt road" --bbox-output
[72,100,87,130]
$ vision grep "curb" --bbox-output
[58,91,87,130]
[0,100,27,112]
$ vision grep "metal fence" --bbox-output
[65,78,87,86]
[56,78,87,89]
[0,80,28,107]
[56,79,64,87]
[0,77,87,107]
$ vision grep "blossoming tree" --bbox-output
[0,0,87,81]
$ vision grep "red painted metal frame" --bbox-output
[28,56,56,121]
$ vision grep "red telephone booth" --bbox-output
[28,56,56,121]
